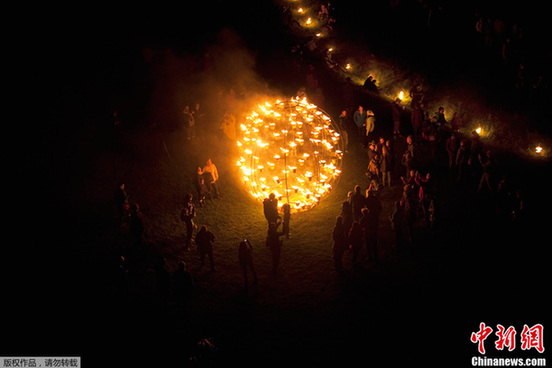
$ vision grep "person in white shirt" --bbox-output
[203,158,220,198]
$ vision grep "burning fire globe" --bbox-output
[236,97,344,213]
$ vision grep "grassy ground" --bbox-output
[52,101,455,363]
[16,76,547,366]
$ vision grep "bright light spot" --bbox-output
[536,145,543,154]
[476,127,482,135]
[398,91,404,100]
[236,97,344,213]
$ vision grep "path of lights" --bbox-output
[236,97,344,213]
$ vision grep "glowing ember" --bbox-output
[535,145,543,154]
[345,63,352,70]
[398,91,404,100]
[236,97,344,213]
[476,127,482,135]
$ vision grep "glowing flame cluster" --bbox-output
[236,97,343,212]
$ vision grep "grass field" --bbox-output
[53,98,463,362]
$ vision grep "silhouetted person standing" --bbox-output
[238,239,257,289]
[350,185,366,222]
[266,222,285,275]
[114,182,129,227]
[353,105,367,143]
[456,139,469,182]
[477,150,495,194]
[181,193,196,251]
[365,189,382,264]
[195,167,210,206]
[340,201,353,234]
[196,225,215,271]
[282,203,291,238]
[203,158,220,198]
[263,193,280,224]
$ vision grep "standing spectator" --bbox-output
[350,185,366,222]
[364,189,382,264]
[392,98,402,136]
[239,239,257,289]
[282,203,291,239]
[332,216,348,272]
[192,103,205,141]
[195,167,211,207]
[266,222,285,275]
[409,84,424,139]
[263,193,280,224]
[196,225,216,271]
[353,105,367,144]
[469,130,483,165]
[348,222,363,265]
[367,142,378,162]
[445,133,460,175]
[366,154,381,185]
[338,110,350,152]
[450,112,462,133]
[114,182,129,227]
[203,158,220,198]
[477,150,495,194]
[402,135,415,176]
[180,193,196,251]
[434,107,447,128]
[340,201,353,235]
[365,110,376,143]
[381,143,393,187]
[182,105,195,141]
[456,139,469,182]
[376,137,386,156]
[220,113,237,141]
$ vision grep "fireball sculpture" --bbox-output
[236,97,344,213]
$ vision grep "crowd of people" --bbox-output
[104,0,534,317]
[109,72,529,312]
[323,70,530,273]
